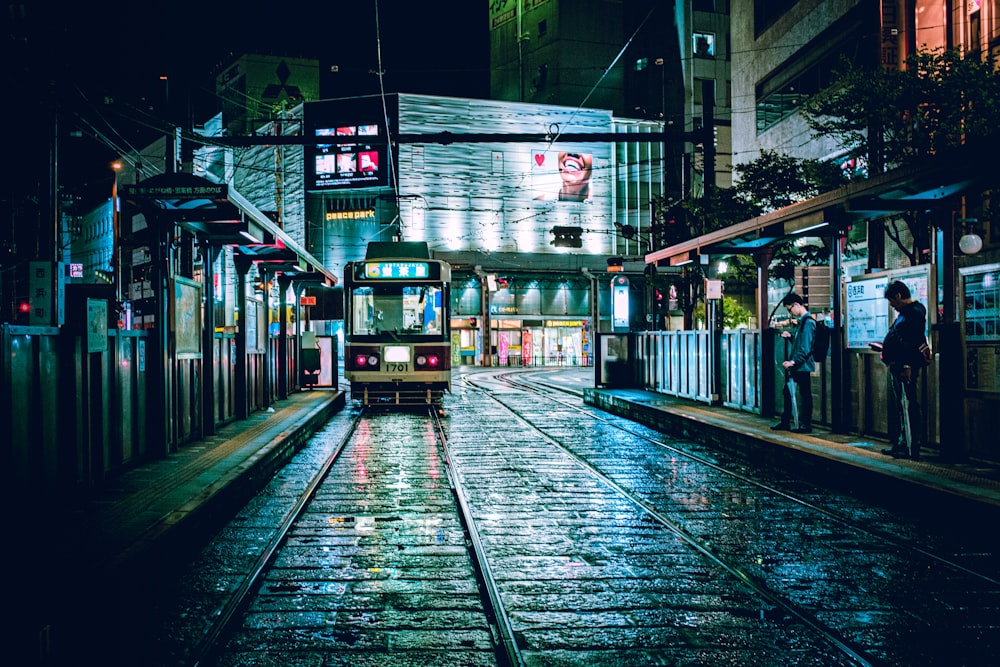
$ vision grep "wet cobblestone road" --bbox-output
[151,368,1000,666]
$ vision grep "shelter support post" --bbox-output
[201,245,220,437]
[278,274,292,399]
[755,247,776,418]
[937,209,966,461]
[260,267,272,410]
[234,254,252,419]
[831,223,847,433]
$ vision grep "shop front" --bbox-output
[489,318,591,367]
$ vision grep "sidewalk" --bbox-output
[583,384,1000,520]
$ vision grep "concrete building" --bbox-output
[489,0,732,197]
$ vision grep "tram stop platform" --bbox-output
[582,382,1000,523]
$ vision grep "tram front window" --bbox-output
[351,285,444,337]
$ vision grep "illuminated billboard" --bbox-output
[305,99,392,191]
[531,150,593,202]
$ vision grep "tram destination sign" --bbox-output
[359,261,432,280]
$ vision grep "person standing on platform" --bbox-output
[878,280,931,460]
[771,293,816,434]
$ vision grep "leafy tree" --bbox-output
[802,48,1000,265]
[734,150,847,211]
[651,150,849,327]
[692,295,754,330]
[804,49,1000,173]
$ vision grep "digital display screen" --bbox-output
[311,123,384,189]
[360,262,430,279]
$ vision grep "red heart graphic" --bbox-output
[534,153,545,166]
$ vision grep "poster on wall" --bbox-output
[845,264,932,349]
[966,346,1000,393]
[174,277,202,357]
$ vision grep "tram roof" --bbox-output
[365,241,431,260]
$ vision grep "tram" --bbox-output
[343,242,451,406]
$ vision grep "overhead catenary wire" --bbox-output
[544,5,658,150]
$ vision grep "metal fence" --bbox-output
[1,323,315,502]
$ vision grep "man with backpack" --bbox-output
[771,293,816,434]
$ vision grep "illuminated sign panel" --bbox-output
[305,98,391,191]
[312,124,382,189]
[359,262,430,280]
[611,275,630,332]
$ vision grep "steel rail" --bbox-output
[462,372,878,667]
[430,406,524,667]
[499,369,1000,588]
[190,410,365,667]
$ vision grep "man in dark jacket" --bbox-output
[772,293,815,434]
[880,280,930,460]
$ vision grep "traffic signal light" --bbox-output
[469,317,478,328]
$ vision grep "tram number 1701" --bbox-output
[387,362,409,372]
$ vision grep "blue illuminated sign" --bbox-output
[363,262,430,279]
[611,275,630,332]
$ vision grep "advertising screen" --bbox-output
[531,150,594,202]
[311,124,386,190]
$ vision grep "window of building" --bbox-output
[537,20,547,37]
[694,33,715,58]
[756,42,865,134]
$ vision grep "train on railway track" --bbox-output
[343,241,452,406]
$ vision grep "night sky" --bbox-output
[5,2,489,198]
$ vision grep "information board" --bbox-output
[174,277,202,357]
[960,263,1000,343]
[960,263,1000,393]
[845,265,932,349]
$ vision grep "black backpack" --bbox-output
[812,318,831,361]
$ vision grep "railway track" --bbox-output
[458,368,1000,665]
[181,405,518,667]
[157,368,1000,665]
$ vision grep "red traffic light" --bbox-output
[469,317,478,328]
[18,301,30,313]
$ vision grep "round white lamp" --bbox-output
[959,231,983,255]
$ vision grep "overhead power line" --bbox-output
[210,130,713,147]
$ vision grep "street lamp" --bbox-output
[958,218,983,255]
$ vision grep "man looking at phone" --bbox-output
[878,280,931,460]
[771,293,815,434]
